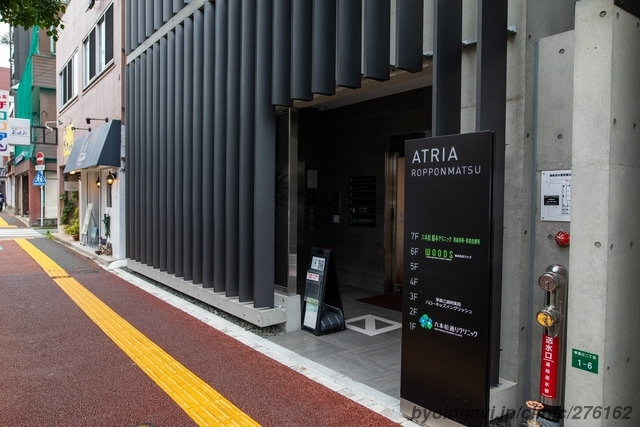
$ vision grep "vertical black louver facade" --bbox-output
[125,0,424,309]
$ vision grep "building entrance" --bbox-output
[384,132,427,294]
[293,87,431,297]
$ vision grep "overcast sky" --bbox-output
[0,23,9,68]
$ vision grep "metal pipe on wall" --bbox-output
[125,63,133,257]
[432,0,462,137]
[146,0,154,37]
[337,0,361,89]
[145,46,154,266]
[395,0,424,72]
[364,0,390,81]
[159,36,168,272]
[127,0,135,54]
[213,0,228,292]
[239,0,256,302]
[312,0,336,96]
[139,52,148,264]
[225,0,241,297]
[152,41,161,269]
[166,30,176,274]
[254,0,276,307]
[174,24,185,277]
[202,1,215,288]
[272,0,292,106]
[291,0,312,101]
[153,0,162,30]
[182,16,194,281]
[134,57,142,261]
[138,0,146,46]
[163,0,173,24]
[192,9,204,285]
[173,0,182,14]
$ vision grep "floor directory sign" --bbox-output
[400,131,494,427]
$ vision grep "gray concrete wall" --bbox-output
[459,0,576,408]
[530,29,575,401]
[566,1,640,425]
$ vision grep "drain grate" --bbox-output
[75,269,100,275]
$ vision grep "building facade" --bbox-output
[124,0,640,425]
[57,0,126,258]
[9,27,58,226]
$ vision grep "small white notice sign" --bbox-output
[303,299,319,329]
[541,170,571,222]
[310,256,325,272]
[307,170,318,189]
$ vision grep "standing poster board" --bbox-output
[400,132,495,427]
[81,203,93,236]
[302,247,345,336]
[80,203,96,246]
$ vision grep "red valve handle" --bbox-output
[526,400,544,411]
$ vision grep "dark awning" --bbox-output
[63,120,121,173]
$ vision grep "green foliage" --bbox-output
[45,229,54,239]
[59,190,77,225]
[102,213,110,239]
[64,207,79,236]
[0,0,66,40]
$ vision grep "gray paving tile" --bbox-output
[364,370,401,398]
[267,285,405,399]
[269,330,348,359]
[353,338,402,367]
[317,328,395,351]
[316,349,391,383]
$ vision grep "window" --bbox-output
[50,29,56,55]
[83,4,114,86]
[59,52,78,107]
[106,184,112,208]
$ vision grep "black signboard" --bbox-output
[348,176,376,227]
[400,132,493,427]
[302,247,345,336]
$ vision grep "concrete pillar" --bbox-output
[567,1,640,425]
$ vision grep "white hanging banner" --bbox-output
[8,118,31,146]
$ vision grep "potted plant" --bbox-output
[64,207,80,240]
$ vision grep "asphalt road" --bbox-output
[0,231,401,426]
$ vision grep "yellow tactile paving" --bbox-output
[0,216,17,228]
[15,239,260,427]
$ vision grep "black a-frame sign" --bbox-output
[302,247,345,336]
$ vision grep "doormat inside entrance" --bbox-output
[356,293,402,312]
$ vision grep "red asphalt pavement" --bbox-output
[0,236,401,427]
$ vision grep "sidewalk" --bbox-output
[52,230,119,267]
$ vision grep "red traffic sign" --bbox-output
[36,151,44,165]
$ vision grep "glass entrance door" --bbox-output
[384,132,427,293]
